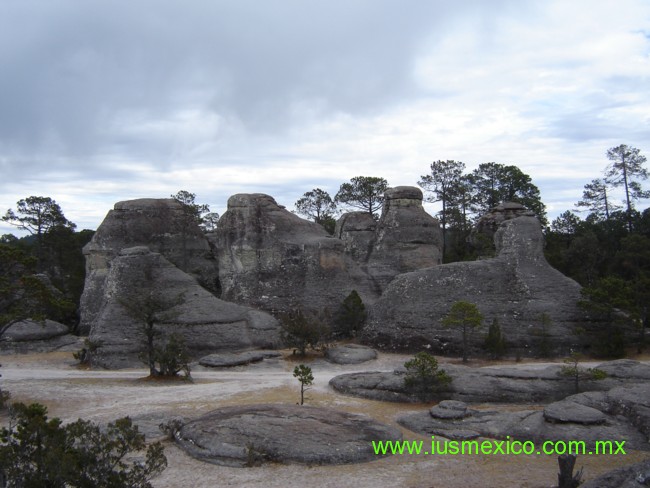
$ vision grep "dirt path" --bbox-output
[1,351,647,488]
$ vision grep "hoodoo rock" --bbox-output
[88,247,281,369]
[365,186,443,291]
[362,211,590,356]
[79,198,219,334]
[213,193,378,315]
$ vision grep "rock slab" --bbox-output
[88,247,281,369]
[198,350,282,367]
[325,344,378,364]
[363,214,606,357]
[176,404,403,467]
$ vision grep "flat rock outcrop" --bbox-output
[329,360,650,404]
[80,198,219,334]
[88,247,281,369]
[325,344,378,364]
[581,459,650,488]
[363,214,590,356]
[397,383,650,452]
[0,319,80,353]
[174,404,403,467]
[198,350,282,367]
[214,193,378,315]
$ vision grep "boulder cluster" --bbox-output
[78,188,597,365]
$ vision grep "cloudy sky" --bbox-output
[1,0,649,234]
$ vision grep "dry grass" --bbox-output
[0,350,647,488]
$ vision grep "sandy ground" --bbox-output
[1,350,648,488]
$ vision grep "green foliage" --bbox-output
[403,352,452,401]
[580,276,632,358]
[73,338,103,366]
[2,196,75,239]
[419,160,466,258]
[604,144,648,230]
[295,188,338,234]
[200,212,220,232]
[0,243,75,334]
[280,308,329,356]
[576,178,619,221]
[293,364,314,405]
[335,176,389,218]
[153,333,192,379]
[483,318,507,359]
[118,263,186,376]
[442,301,483,363]
[469,163,547,225]
[0,402,167,487]
[334,290,366,338]
[558,352,607,393]
[171,190,210,225]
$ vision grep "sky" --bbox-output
[1,0,649,235]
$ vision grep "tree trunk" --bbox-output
[557,454,582,488]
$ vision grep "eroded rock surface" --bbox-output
[80,198,219,334]
[0,319,79,353]
[365,186,442,291]
[175,404,403,467]
[198,350,282,368]
[330,360,650,404]
[363,214,591,356]
[581,459,650,488]
[88,247,281,369]
[397,383,650,452]
[214,193,378,315]
[325,344,378,364]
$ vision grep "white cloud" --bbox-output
[1,0,649,235]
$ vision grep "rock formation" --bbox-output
[88,247,281,369]
[0,319,79,353]
[364,186,443,290]
[174,404,403,466]
[397,382,650,452]
[213,193,378,315]
[362,212,590,357]
[80,198,219,334]
[329,359,650,404]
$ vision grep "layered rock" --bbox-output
[88,247,281,369]
[174,404,403,466]
[0,319,79,353]
[365,186,443,290]
[397,382,650,452]
[363,214,590,356]
[214,193,377,315]
[80,198,219,334]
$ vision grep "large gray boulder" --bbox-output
[329,360,650,404]
[80,198,219,334]
[175,404,403,467]
[214,193,378,315]
[365,186,443,291]
[581,459,650,488]
[0,319,80,353]
[363,214,590,356]
[88,247,281,369]
[398,383,650,452]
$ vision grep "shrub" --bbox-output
[280,309,329,356]
[558,352,607,393]
[0,402,167,487]
[293,364,314,405]
[334,290,366,338]
[403,352,452,401]
[483,318,507,359]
